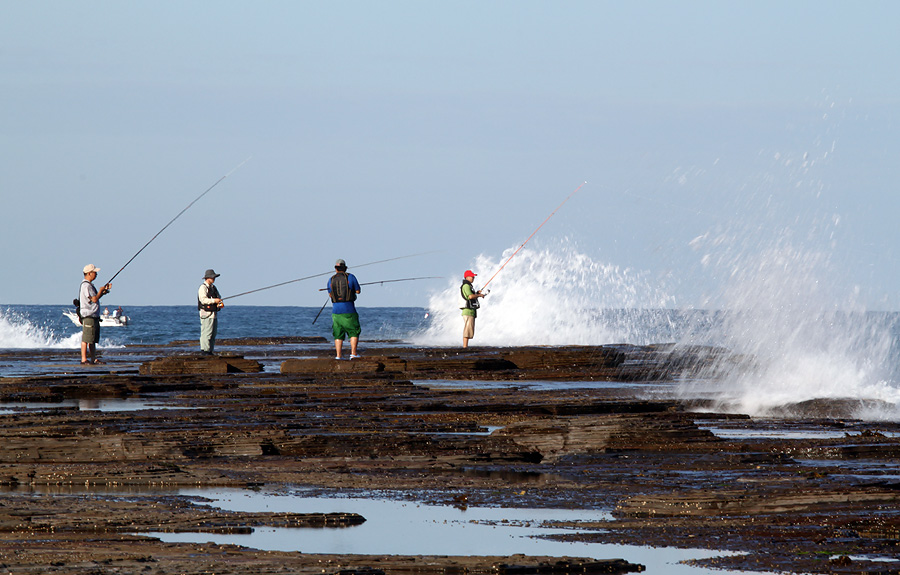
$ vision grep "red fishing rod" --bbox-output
[479,181,587,292]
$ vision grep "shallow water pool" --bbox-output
[147,488,749,575]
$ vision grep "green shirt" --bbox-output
[461,282,476,317]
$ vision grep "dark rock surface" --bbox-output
[139,353,264,374]
[0,342,899,574]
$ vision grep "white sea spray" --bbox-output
[0,308,81,349]
[416,239,675,347]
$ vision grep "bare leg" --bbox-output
[462,316,475,349]
[350,336,359,356]
[335,339,343,358]
[81,342,89,363]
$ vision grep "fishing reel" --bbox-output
[470,289,489,309]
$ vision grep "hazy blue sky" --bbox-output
[3,1,898,308]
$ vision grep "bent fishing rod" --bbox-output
[479,181,587,292]
[105,156,252,286]
[311,276,443,324]
[222,251,442,301]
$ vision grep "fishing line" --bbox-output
[223,251,441,301]
[106,156,251,285]
[480,181,587,291]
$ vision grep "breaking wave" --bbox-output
[0,308,81,349]
[416,239,676,347]
[677,240,900,420]
[414,233,900,421]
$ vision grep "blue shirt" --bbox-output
[327,273,360,314]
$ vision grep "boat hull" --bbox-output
[63,311,129,327]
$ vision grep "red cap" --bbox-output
[464,270,477,278]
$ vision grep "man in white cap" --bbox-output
[198,269,224,355]
[79,264,111,364]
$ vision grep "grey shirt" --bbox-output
[79,280,100,318]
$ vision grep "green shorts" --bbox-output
[82,316,100,344]
[332,313,361,340]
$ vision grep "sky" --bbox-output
[2,1,899,309]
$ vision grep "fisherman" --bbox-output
[460,270,485,348]
[327,259,361,360]
[79,264,111,364]
[198,269,224,355]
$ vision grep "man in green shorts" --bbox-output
[327,259,362,359]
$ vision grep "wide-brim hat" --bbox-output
[203,269,221,279]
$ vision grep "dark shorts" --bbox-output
[332,313,361,340]
[82,316,100,344]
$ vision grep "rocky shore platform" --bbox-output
[1,340,900,574]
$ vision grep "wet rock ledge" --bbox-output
[139,353,264,375]
[1,342,899,574]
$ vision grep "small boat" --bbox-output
[63,310,129,327]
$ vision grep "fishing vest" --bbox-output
[460,280,479,310]
[198,283,221,312]
[330,272,356,303]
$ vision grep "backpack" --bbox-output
[72,280,90,324]
[330,273,356,303]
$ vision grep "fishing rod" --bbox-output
[222,251,441,301]
[311,276,443,325]
[479,181,587,292]
[316,276,443,291]
[105,156,251,285]
[312,301,329,325]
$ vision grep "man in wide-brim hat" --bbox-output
[198,268,223,355]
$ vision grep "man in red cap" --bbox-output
[460,270,485,348]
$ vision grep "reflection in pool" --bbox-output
[147,488,744,575]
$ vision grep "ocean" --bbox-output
[4,302,900,421]
[0,304,430,349]
[0,304,434,382]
